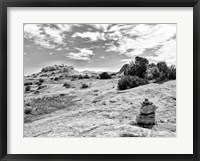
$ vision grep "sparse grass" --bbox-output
[24,95,76,123]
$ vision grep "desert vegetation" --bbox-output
[99,72,111,79]
[118,56,176,90]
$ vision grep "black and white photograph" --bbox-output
[24,23,176,137]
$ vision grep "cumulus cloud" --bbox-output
[99,56,105,59]
[24,24,76,49]
[72,32,105,41]
[66,48,94,60]
[107,24,176,65]
[24,23,176,66]
[91,24,111,32]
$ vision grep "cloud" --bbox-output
[24,24,78,49]
[100,56,105,59]
[121,59,133,63]
[106,24,176,65]
[49,52,53,55]
[90,24,111,32]
[72,32,105,41]
[56,24,72,32]
[66,48,94,60]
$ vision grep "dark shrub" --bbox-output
[24,108,32,115]
[168,65,176,80]
[152,67,160,79]
[78,75,83,79]
[63,82,70,88]
[36,82,42,86]
[118,76,130,90]
[155,72,168,83]
[39,79,44,83]
[157,61,169,73]
[24,82,33,86]
[81,83,89,88]
[84,74,90,79]
[72,75,78,79]
[54,77,59,81]
[25,85,31,92]
[41,74,47,77]
[124,56,149,78]
[71,78,76,81]
[99,72,111,79]
[118,76,148,90]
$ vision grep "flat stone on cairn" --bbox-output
[136,98,157,125]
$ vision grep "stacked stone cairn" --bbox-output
[136,98,157,125]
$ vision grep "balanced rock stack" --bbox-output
[136,98,157,125]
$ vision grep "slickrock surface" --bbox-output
[24,76,176,137]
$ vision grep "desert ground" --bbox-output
[24,65,176,137]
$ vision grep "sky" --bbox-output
[24,24,176,75]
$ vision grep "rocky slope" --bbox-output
[24,67,176,137]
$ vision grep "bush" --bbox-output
[78,75,83,79]
[155,72,168,83]
[168,65,176,80]
[24,82,33,86]
[118,76,130,90]
[25,85,31,92]
[36,82,42,86]
[152,67,160,79]
[39,79,44,83]
[157,61,169,73]
[99,72,111,79]
[63,82,70,88]
[81,83,89,88]
[24,108,32,115]
[118,76,148,90]
[84,74,90,79]
[54,77,59,81]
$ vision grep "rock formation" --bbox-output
[136,98,157,125]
